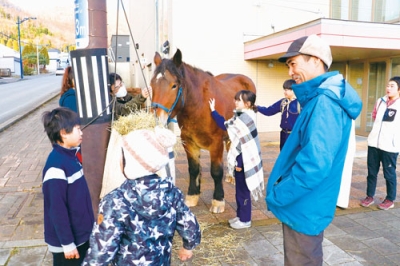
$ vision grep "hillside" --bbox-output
[0,0,75,51]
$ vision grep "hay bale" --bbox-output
[112,110,157,135]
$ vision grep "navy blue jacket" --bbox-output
[59,88,77,113]
[258,98,299,131]
[42,144,94,252]
[211,110,243,168]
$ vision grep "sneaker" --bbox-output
[378,199,394,210]
[228,217,239,224]
[230,220,251,229]
[360,196,374,207]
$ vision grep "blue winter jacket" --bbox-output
[266,71,362,235]
[59,88,77,113]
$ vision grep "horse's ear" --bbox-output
[173,49,182,67]
[154,52,162,66]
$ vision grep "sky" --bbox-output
[11,0,126,17]
[10,0,131,38]
[11,0,123,12]
[11,0,73,12]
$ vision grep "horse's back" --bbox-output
[209,73,256,120]
[215,73,256,93]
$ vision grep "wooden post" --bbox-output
[73,0,109,217]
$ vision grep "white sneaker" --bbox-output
[228,217,239,224]
[230,220,251,229]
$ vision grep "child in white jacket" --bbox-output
[361,76,400,210]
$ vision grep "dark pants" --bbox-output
[282,223,323,266]
[235,169,251,222]
[52,241,89,266]
[280,130,291,150]
[366,146,398,201]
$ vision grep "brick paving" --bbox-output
[0,96,400,265]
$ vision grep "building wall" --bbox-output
[123,0,330,132]
[126,0,156,89]
[0,57,15,72]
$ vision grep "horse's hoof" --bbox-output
[185,195,200,207]
[209,199,225,213]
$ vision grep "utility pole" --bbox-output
[71,0,110,216]
[16,16,36,79]
[36,39,40,75]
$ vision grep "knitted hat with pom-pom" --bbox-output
[121,127,176,180]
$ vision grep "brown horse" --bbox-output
[150,49,256,213]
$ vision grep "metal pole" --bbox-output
[17,17,36,78]
[36,40,40,75]
[17,16,23,79]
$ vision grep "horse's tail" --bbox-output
[223,135,231,152]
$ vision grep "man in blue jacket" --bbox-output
[266,34,362,265]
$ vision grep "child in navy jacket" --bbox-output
[42,107,94,265]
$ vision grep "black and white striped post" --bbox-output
[71,48,111,125]
[73,0,109,216]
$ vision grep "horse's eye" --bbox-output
[172,84,177,90]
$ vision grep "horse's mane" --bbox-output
[154,56,215,104]
[155,58,214,81]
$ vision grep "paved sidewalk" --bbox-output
[0,96,400,265]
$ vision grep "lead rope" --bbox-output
[119,0,152,103]
[81,0,152,130]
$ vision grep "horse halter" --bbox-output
[151,86,184,125]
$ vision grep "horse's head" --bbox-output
[150,49,185,126]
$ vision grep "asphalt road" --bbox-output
[0,74,61,130]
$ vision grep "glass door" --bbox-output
[348,63,364,134]
[366,62,386,132]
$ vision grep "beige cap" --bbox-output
[278,34,332,69]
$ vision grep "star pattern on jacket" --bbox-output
[82,174,201,265]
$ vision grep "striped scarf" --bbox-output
[225,110,264,201]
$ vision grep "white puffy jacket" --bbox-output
[368,96,400,153]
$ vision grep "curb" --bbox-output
[0,93,59,133]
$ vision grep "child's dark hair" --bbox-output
[389,76,400,90]
[283,79,296,90]
[234,90,257,112]
[109,73,122,85]
[42,107,80,144]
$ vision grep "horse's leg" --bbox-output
[209,144,225,213]
[184,143,201,207]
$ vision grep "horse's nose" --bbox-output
[150,104,169,126]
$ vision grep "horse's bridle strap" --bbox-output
[151,86,184,124]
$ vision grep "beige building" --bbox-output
[109,0,400,136]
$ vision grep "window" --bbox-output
[331,0,400,22]
[374,0,400,22]
[331,0,349,19]
[391,57,400,77]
